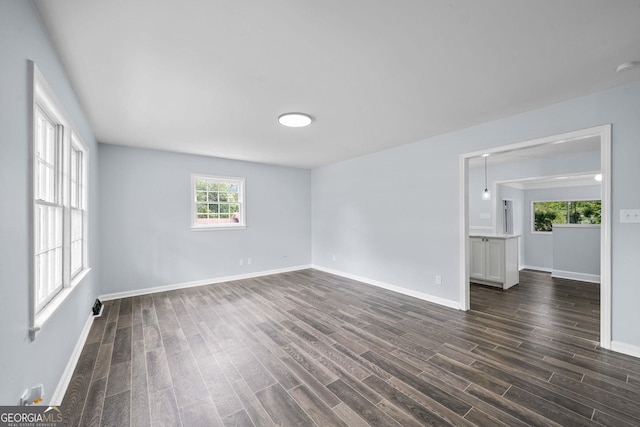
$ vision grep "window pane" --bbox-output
[570,200,601,224]
[77,151,83,208]
[34,205,63,310]
[71,209,82,240]
[207,182,218,192]
[44,121,54,163]
[71,241,82,276]
[533,202,567,232]
[195,180,207,191]
[71,149,77,181]
[208,192,218,202]
[196,191,207,202]
[70,149,78,207]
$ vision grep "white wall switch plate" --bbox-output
[620,209,640,223]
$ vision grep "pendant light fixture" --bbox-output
[482,154,491,201]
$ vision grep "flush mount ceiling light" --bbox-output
[278,112,312,128]
[616,61,640,73]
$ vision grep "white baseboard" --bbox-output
[50,313,95,405]
[99,265,312,301]
[551,269,600,284]
[311,264,461,310]
[611,341,640,359]
[520,265,553,272]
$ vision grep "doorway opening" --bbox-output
[459,124,611,349]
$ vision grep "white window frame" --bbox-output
[531,198,601,235]
[29,62,90,340]
[70,133,88,278]
[191,174,246,230]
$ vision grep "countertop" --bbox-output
[469,233,521,239]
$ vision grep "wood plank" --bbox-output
[326,379,402,427]
[62,342,99,427]
[360,350,472,416]
[363,374,460,427]
[288,384,348,427]
[149,387,181,427]
[230,379,276,427]
[100,390,130,427]
[78,378,106,427]
[254,383,315,427]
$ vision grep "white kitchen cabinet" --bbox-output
[469,234,519,289]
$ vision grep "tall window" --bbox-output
[31,62,89,336]
[533,200,601,232]
[191,175,245,229]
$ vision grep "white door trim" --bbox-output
[459,124,612,350]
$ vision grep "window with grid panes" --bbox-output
[191,175,245,229]
[30,62,90,337]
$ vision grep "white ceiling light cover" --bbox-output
[278,113,313,128]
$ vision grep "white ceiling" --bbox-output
[467,134,601,167]
[34,0,640,169]
[501,173,601,190]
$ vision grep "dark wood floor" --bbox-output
[62,269,640,426]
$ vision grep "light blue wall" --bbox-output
[553,225,600,278]
[99,145,311,294]
[312,81,640,347]
[523,185,601,270]
[0,0,100,404]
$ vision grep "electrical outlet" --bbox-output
[239,259,244,266]
[20,384,44,406]
[247,257,252,265]
[435,275,442,285]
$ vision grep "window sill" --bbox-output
[30,268,91,341]
[190,225,247,231]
